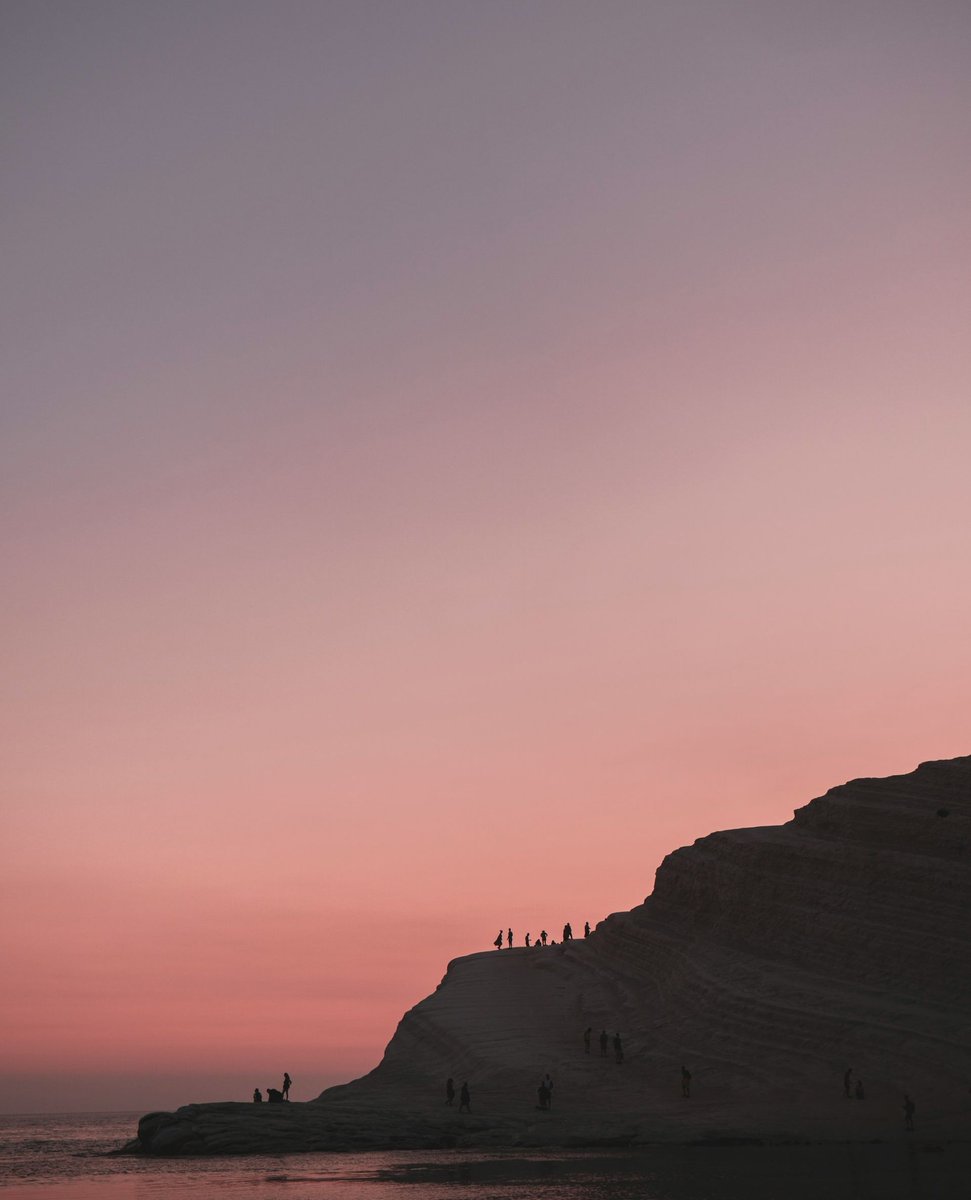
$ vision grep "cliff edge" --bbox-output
[131,756,971,1153]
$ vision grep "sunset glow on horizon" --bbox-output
[2,1,970,1113]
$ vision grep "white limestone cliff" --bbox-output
[132,757,971,1153]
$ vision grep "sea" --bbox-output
[0,1112,967,1200]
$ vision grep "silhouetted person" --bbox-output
[267,1087,284,1103]
[844,1067,853,1098]
[540,930,548,946]
[459,1082,471,1112]
[681,1065,691,1097]
[584,921,590,938]
[525,933,531,948]
[446,1077,455,1106]
[563,922,572,941]
[855,1079,865,1100]
[544,1073,554,1108]
[613,1033,624,1063]
[507,928,513,948]
[282,1072,291,1100]
[495,930,503,950]
[904,1094,915,1131]
[599,1029,608,1057]
[253,1088,262,1103]
[584,1027,592,1053]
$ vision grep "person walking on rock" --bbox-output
[446,1077,455,1106]
[584,1026,592,1054]
[282,1072,291,1100]
[681,1066,691,1097]
[904,1094,915,1131]
[613,1033,624,1064]
[584,921,590,938]
[459,1082,471,1112]
[525,933,531,947]
[599,1029,609,1057]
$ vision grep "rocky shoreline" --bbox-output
[120,1097,966,1157]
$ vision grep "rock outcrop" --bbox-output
[130,756,971,1154]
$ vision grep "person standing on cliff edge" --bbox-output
[507,928,513,947]
[282,1072,291,1100]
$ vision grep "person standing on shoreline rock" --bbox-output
[282,1072,291,1100]
[584,921,590,937]
[525,933,531,947]
[563,922,572,941]
[540,930,548,945]
[459,1082,471,1112]
[507,928,513,947]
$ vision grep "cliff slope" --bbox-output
[133,756,971,1152]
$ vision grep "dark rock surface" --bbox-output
[128,756,971,1155]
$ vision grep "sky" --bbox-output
[2,0,969,1113]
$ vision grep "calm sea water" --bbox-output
[0,1112,966,1200]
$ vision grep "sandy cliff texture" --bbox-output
[132,757,971,1153]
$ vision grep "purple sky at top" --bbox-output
[2,0,969,1113]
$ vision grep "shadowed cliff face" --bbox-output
[327,757,971,1141]
[131,758,971,1153]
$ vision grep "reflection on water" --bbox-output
[0,1112,966,1200]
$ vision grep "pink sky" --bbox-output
[2,1,970,1112]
